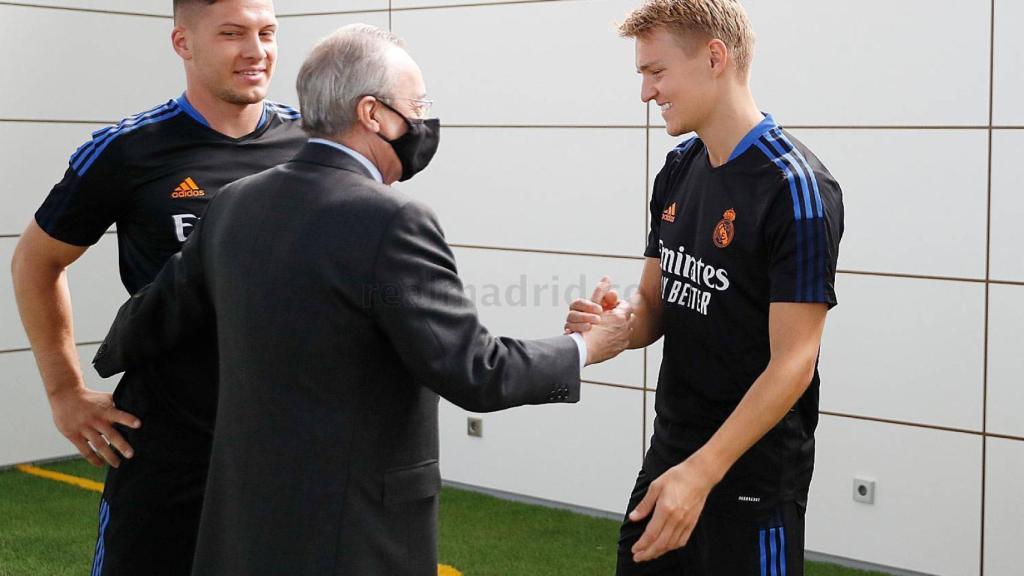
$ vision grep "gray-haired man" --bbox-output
[92,23,632,575]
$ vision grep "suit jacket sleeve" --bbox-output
[92,218,211,377]
[371,200,581,412]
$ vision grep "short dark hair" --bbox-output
[173,0,218,23]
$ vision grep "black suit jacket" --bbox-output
[93,142,580,576]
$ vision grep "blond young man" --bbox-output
[566,1,844,573]
[11,1,304,574]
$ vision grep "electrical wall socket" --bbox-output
[467,417,483,438]
[853,477,876,504]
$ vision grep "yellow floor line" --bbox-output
[15,463,463,575]
[15,464,105,493]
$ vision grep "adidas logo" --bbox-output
[661,202,677,223]
[171,177,206,198]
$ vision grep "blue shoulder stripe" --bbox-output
[765,129,827,302]
[763,129,814,220]
[266,101,301,119]
[754,136,802,221]
[755,129,828,302]
[768,130,824,219]
[755,133,808,302]
[71,101,176,167]
[673,136,697,153]
[71,101,182,176]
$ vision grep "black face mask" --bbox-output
[376,100,440,182]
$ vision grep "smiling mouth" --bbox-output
[660,102,673,112]
[236,69,266,78]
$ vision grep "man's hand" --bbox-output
[572,277,633,365]
[48,387,140,467]
[627,456,719,563]
[564,276,620,334]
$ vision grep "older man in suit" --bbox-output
[92,23,632,576]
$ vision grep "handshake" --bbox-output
[563,276,636,366]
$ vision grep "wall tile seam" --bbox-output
[0,341,103,355]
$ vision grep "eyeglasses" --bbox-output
[376,96,434,119]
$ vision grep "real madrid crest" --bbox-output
[713,208,736,248]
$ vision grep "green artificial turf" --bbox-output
[0,459,890,576]
[0,461,103,576]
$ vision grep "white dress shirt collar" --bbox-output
[308,138,384,184]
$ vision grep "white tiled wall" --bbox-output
[411,127,647,256]
[818,274,986,431]
[993,0,1024,126]
[744,0,991,127]
[989,130,1024,282]
[276,1,388,15]
[0,236,124,352]
[808,416,983,576]
[439,382,644,514]
[0,122,109,236]
[984,438,1024,576]
[986,284,1024,438]
[0,5,182,122]
[5,1,170,15]
[391,0,643,126]
[0,344,118,468]
[787,129,989,280]
[269,11,391,106]
[2,1,1018,575]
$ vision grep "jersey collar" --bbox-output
[727,113,777,163]
[175,92,270,132]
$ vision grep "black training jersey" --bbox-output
[645,114,843,509]
[35,94,305,457]
[36,94,305,294]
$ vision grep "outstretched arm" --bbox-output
[371,201,631,412]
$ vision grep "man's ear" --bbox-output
[171,26,192,60]
[708,38,729,76]
[356,96,382,132]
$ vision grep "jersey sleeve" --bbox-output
[645,148,684,258]
[644,166,668,258]
[34,133,129,246]
[764,169,843,308]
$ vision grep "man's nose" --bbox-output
[640,79,656,103]
[240,32,265,60]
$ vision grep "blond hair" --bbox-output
[619,0,755,75]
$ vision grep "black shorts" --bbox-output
[617,466,805,576]
[89,402,212,576]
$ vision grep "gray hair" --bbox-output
[296,23,405,138]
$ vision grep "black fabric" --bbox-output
[94,454,209,576]
[93,142,582,575]
[617,444,806,576]
[642,122,843,508]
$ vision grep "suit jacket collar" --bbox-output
[291,141,377,181]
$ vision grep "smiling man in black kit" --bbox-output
[11,1,305,574]
[565,1,845,574]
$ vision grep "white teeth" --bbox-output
[660,103,672,111]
